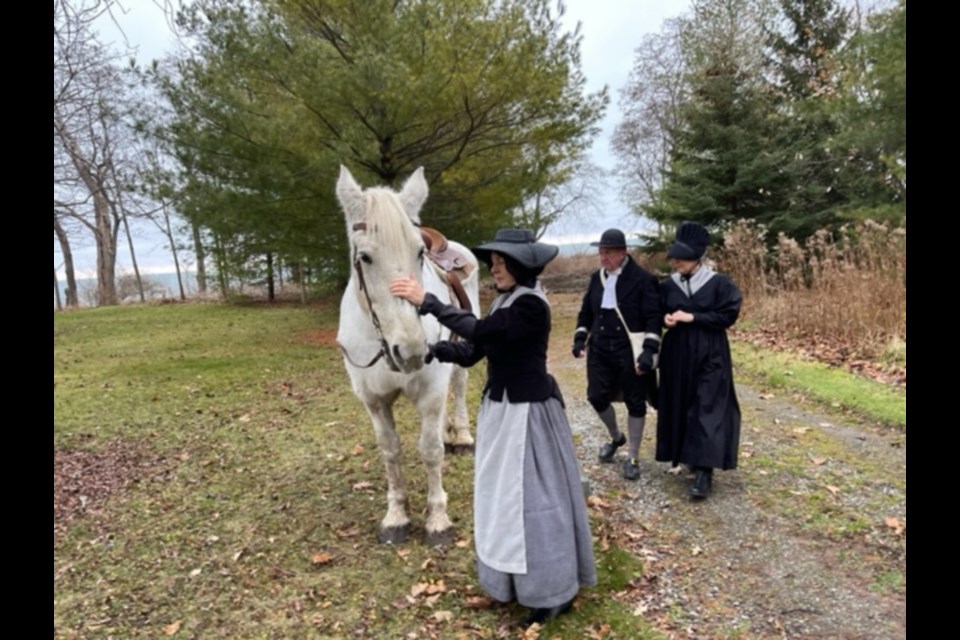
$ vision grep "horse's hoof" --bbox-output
[378,524,411,545]
[444,443,475,456]
[424,526,456,547]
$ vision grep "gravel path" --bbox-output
[553,354,906,639]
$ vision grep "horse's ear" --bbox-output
[398,167,428,224]
[336,165,365,222]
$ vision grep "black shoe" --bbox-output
[522,598,574,627]
[623,458,640,481]
[690,468,713,499]
[598,433,627,463]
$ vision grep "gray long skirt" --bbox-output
[475,395,597,609]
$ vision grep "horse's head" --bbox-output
[336,165,431,374]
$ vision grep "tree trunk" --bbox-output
[265,252,275,302]
[120,210,145,302]
[54,217,79,307]
[192,222,207,293]
[213,233,229,298]
[159,203,186,301]
[95,190,119,306]
[54,267,63,311]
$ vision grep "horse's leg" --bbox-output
[445,365,475,454]
[365,397,410,544]
[415,387,456,546]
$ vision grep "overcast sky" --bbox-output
[57,0,691,277]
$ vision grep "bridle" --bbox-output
[337,221,417,373]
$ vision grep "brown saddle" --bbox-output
[420,226,474,313]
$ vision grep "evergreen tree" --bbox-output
[765,0,852,240]
[153,0,606,286]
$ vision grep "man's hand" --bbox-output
[572,330,587,358]
[635,336,660,374]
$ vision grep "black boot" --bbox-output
[522,598,574,627]
[690,467,713,499]
[598,433,626,463]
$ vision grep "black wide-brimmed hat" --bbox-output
[590,228,627,248]
[473,228,559,270]
[666,221,710,260]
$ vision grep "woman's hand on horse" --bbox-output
[389,275,425,306]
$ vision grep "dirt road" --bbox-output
[552,346,906,639]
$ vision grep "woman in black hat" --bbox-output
[390,229,596,627]
[656,221,742,499]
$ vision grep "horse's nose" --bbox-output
[392,344,425,373]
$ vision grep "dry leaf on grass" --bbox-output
[465,596,495,609]
[884,517,905,535]
[311,552,334,565]
[163,620,181,635]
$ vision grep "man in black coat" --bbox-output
[572,229,661,481]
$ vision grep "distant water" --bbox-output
[54,272,199,308]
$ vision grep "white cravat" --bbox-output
[600,258,626,309]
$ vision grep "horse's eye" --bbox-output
[418,246,425,261]
[360,254,373,265]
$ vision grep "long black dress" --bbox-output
[656,266,742,470]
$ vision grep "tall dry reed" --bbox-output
[717,219,906,362]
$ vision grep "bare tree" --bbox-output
[54,0,143,306]
[513,159,609,239]
[612,19,687,211]
[53,212,80,308]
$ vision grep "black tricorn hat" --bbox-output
[666,221,710,260]
[473,228,559,270]
[590,228,627,248]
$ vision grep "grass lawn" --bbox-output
[54,301,664,639]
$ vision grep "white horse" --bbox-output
[335,165,479,545]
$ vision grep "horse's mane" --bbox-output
[360,188,421,251]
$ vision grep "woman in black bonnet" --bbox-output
[390,228,596,627]
[657,221,743,499]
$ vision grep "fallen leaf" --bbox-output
[691,545,703,556]
[336,528,361,538]
[810,457,827,466]
[825,485,840,495]
[352,444,365,455]
[465,596,495,609]
[411,583,429,597]
[587,496,610,509]
[792,427,810,434]
[884,517,905,535]
[758,392,775,400]
[420,558,434,570]
[633,603,649,616]
[425,580,447,594]
[232,548,246,562]
[163,621,181,635]
[352,481,373,491]
[311,552,334,565]
[189,568,202,577]
[396,548,411,559]
[455,539,470,548]
[238,414,251,423]
[432,610,453,622]
[424,593,441,606]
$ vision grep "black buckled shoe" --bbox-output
[623,458,640,481]
[690,467,713,499]
[598,433,626,463]
[522,598,574,627]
